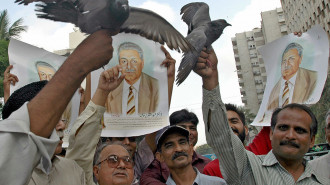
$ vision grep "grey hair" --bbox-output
[117,42,143,61]
[282,42,303,59]
[35,61,56,71]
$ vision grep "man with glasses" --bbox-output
[67,46,175,184]
[93,144,135,185]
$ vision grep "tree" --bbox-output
[311,73,329,144]
[0,10,26,97]
[195,144,214,155]
[0,9,27,40]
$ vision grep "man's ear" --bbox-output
[269,129,273,142]
[309,135,315,148]
[93,165,100,181]
[244,125,249,135]
[155,151,163,162]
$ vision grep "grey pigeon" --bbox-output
[176,2,231,85]
[15,0,195,53]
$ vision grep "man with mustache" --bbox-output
[106,42,159,115]
[267,42,317,111]
[194,47,327,184]
[155,126,227,185]
[140,109,212,185]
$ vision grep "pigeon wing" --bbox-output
[180,2,211,29]
[120,7,195,53]
[176,29,207,85]
[36,1,79,25]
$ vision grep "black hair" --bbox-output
[2,81,47,119]
[270,103,318,137]
[169,109,199,126]
[225,103,246,125]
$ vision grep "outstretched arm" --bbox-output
[27,30,114,138]
[66,65,124,184]
[194,48,254,184]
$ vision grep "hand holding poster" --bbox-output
[91,33,169,137]
[252,25,329,126]
[8,39,80,147]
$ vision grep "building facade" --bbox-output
[232,8,287,114]
[281,0,329,38]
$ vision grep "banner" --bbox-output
[252,25,329,126]
[91,33,169,137]
[8,39,80,147]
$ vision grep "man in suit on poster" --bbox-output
[267,42,317,110]
[106,42,159,115]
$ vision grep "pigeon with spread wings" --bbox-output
[15,0,195,53]
[176,2,231,85]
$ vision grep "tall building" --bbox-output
[280,0,329,37]
[232,8,287,114]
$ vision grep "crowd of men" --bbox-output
[0,29,329,185]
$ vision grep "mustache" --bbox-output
[231,127,239,134]
[125,69,136,72]
[282,65,292,70]
[172,151,188,160]
[280,140,300,148]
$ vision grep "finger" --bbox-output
[9,74,19,81]
[195,62,207,69]
[4,65,13,74]
[198,56,208,64]
[112,66,119,79]
[199,50,208,59]
[103,70,111,81]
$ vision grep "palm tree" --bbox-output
[0,9,27,40]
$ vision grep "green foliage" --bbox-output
[195,144,214,155]
[311,73,329,144]
[0,9,27,40]
[0,40,9,97]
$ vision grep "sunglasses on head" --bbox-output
[101,137,136,143]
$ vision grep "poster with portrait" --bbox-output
[252,25,329,126]
[8,39,81,147]
[91,33,169,137]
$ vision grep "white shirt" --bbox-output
[0,102,59,185]
[279,73,297,106]
[122,78,141,115]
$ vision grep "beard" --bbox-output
[232,128,246,143]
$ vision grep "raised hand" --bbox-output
[160,46,176,78]
[92,65,125,106]
[3,65,19,103]
[193,48,219,90]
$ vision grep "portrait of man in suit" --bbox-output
[106,42,159,115]
[35,61,72,127]
[267,42,317,110]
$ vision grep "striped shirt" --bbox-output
[202,85,328,185]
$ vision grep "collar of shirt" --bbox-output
[192,151,207,163]
[35,155,60,174]
[280,72,298,89]
[262,150,325,183]
[166,167,199,185]
[122,78,141,115]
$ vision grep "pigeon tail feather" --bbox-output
[176,51,198,85]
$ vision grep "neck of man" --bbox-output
[276,156,305,182]
[169,165,196,185]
